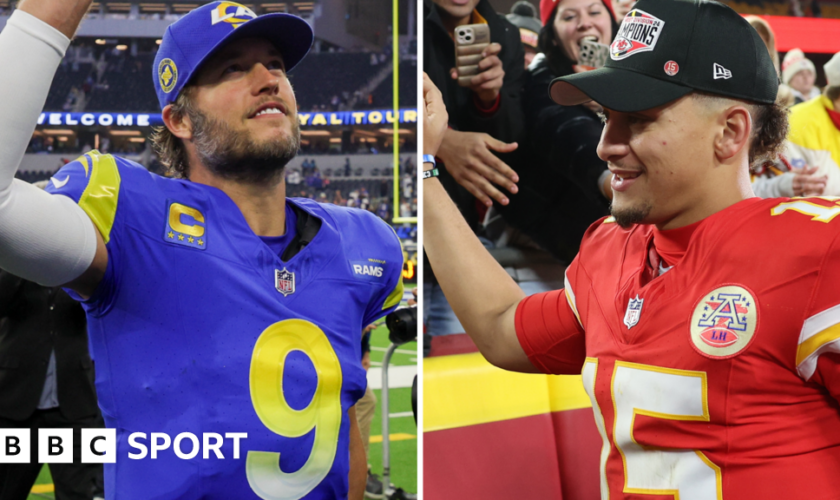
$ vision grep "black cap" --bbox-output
[506,1,542,40]
[549,0,778,112]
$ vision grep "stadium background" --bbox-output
[0,0,419,497]
[422,3,840,500]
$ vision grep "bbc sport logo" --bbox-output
[0,429,248,463]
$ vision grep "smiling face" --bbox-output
[180,37,300,184]
[597,96,736,229]
[551,0,613,63]
[432,0,481,27]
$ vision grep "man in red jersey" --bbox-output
[422,0,840,497]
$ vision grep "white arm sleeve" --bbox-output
[751,172,794,199]
[0,10,97,286]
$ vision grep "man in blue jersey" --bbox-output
[0,1,404,499]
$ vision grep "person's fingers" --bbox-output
[476,147,519,182]
[459,177,493,207]
[422,72,435,100]
[469,171,510,206]
[478,75,505,91]
[423,74,448,142]
[475,161,519,193]
[483,135,519,155]
[423,76,445,112]
[803,178,827,190]
[477,55,503,71]
[470,65,504,86]
[450,67,458,80]
[481,43,502,58]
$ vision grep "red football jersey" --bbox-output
[516,197,840,499]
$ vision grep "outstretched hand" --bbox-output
[436,129,519,207]
[791,165,827,197]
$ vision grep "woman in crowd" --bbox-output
[500,0,618,263]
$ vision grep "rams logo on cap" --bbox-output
[158,58,178,94]
[211,2,257,29]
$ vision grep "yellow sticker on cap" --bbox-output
[158,58,178,94]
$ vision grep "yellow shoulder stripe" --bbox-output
[796,322,840,368]
[78,151,121,244]
[382,275,404,310]
[381,225,405,310]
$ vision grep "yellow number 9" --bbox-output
[247,319,343,500]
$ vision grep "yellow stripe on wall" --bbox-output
[78,152,121,244]
[423,353,591,432]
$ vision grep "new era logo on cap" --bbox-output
[713,63,732,80]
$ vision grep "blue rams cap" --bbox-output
[153,1,313,110]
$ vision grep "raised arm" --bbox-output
[422,74,536,373]
[18,0,94,39]
[0,0,107,296]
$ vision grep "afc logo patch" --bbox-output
[610,9,665,61]
[689,285,758,359]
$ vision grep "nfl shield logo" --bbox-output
[624,295,644,329]
[275,268,295,296]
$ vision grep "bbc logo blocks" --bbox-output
[0,428,116,463]
[82,428,117,463]
[38,429,73,463]
[0,429,29,463]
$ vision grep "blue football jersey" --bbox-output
[45,151,405,499]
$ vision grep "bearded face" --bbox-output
[187,103,300,185]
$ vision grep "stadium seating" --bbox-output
[288,52,374,111]
[370,60,418,108]
[85,53,159,112]
[44,45,414,112]
[44,63,94,111]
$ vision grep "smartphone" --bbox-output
[579,39,610,69]
[454,24,491,87]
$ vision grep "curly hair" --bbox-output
[149,87,196,179]
[692,92,789,169]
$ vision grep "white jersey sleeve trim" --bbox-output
[0,11,97,286]
[564,270,582,328]
[796,303,840,380]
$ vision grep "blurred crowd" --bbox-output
[285,155,418,221]
[423,0,840,336]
